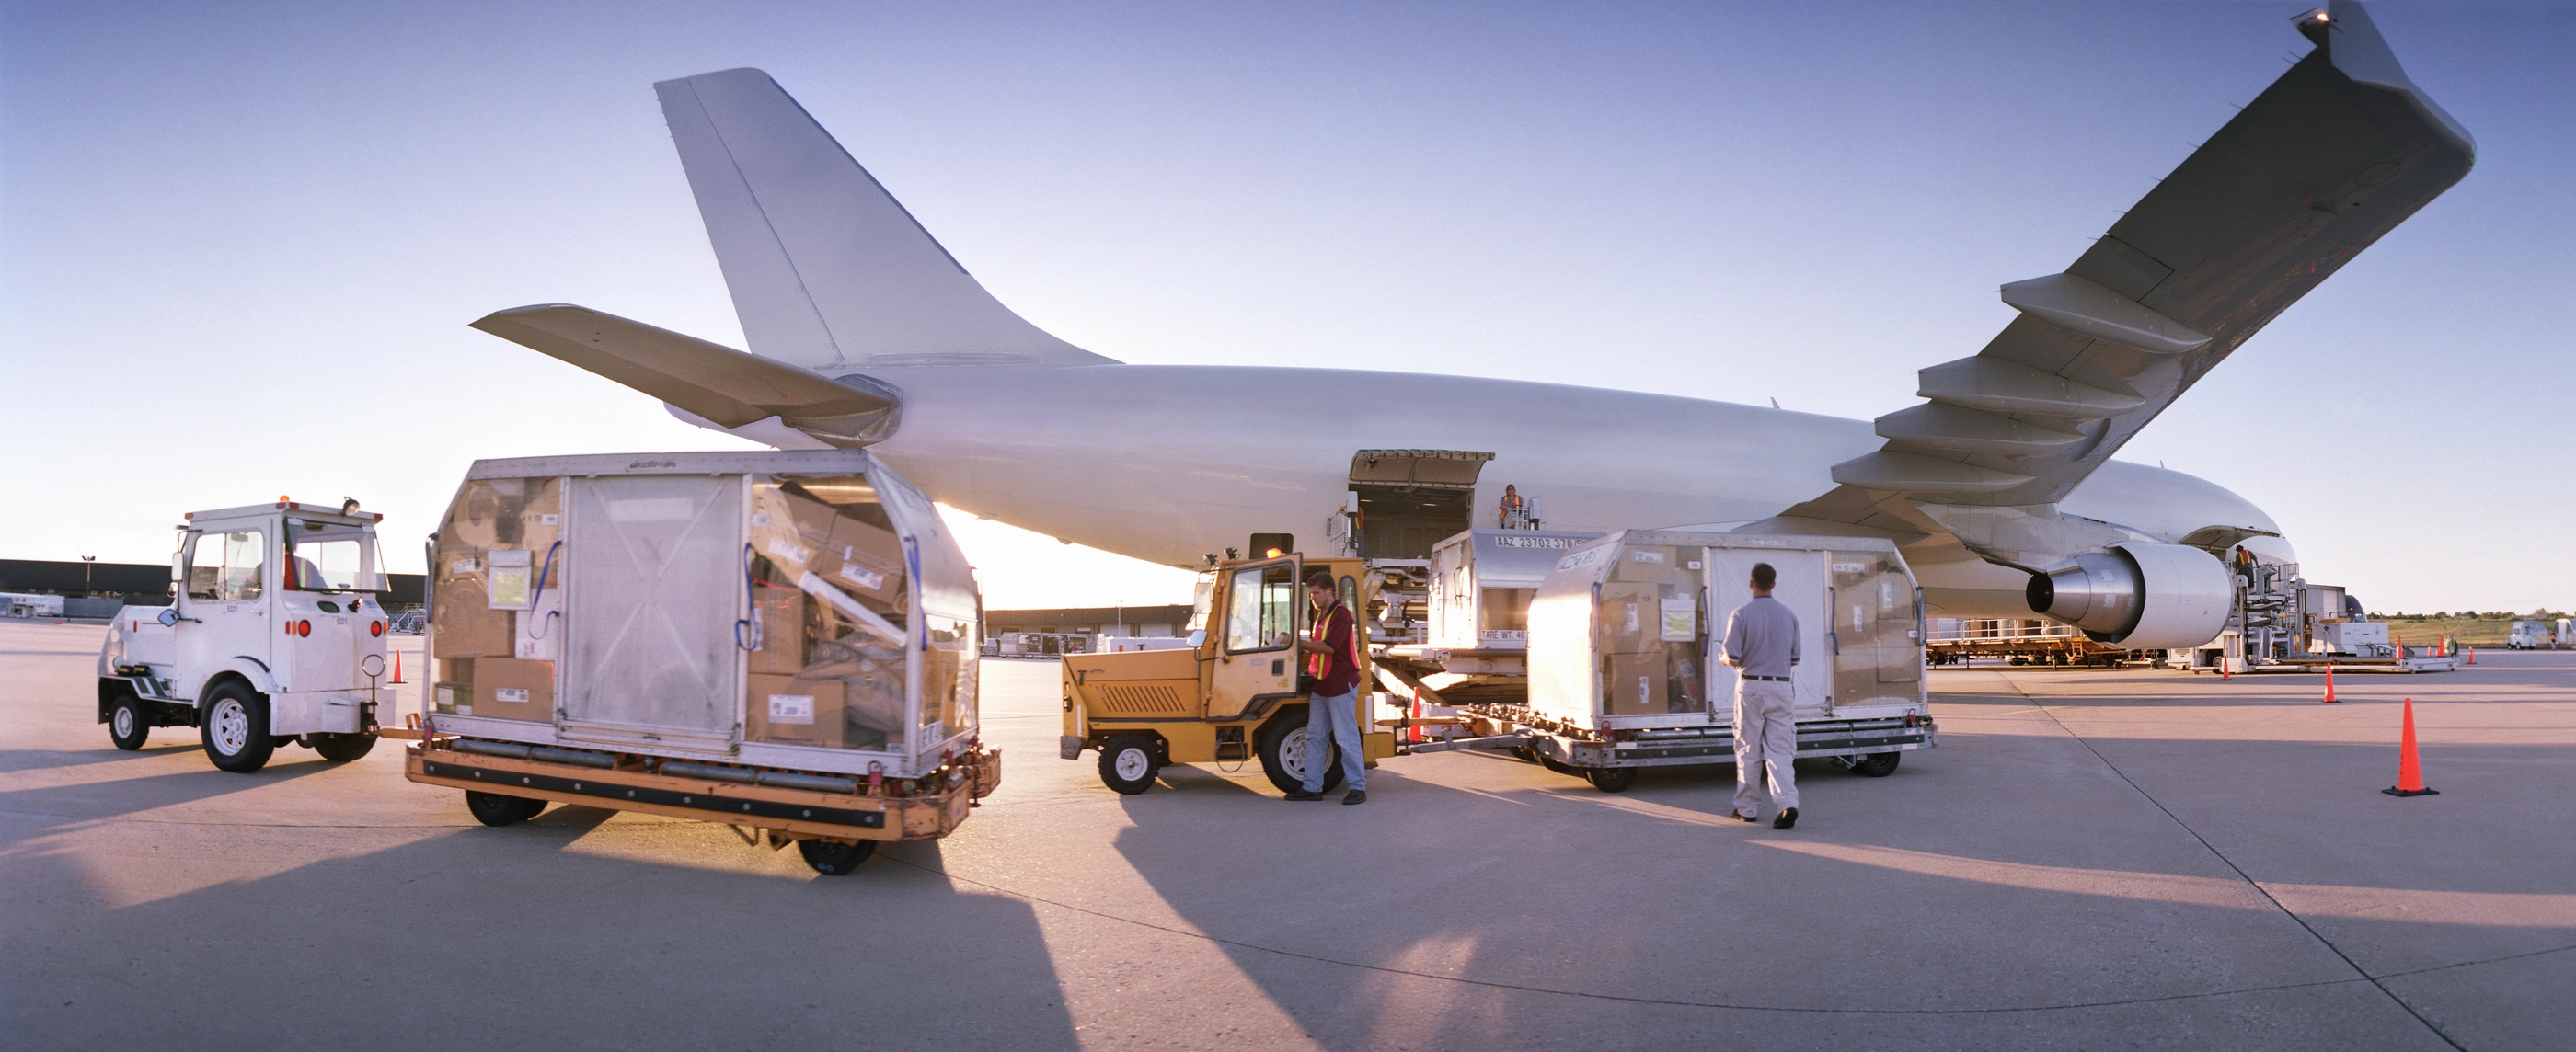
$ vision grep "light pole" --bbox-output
[81,555,96,594]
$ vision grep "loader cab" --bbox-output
[1063,551,1392,795]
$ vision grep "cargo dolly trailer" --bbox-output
[397,451,997,875]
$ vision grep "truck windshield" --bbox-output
[286,520,387,592]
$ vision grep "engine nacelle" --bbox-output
[2025,542,2233,649]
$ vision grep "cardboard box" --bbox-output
[746,673,846,748]
[432,577,513,658]
[748,585,808,674]
[828,517,905,602]
[432,680,470,715]
[473,658,555,722]
[1612,546,1686,585]
[1604,653,1668,715]
[1599,583,1665,654]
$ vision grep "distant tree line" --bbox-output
[2368,610,2568,621]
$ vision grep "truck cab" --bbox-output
[1061,553,1395,795]
[98,499,394,772]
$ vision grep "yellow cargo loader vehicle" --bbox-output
[1060,554,1399,795]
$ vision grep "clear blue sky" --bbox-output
[4,0,2569,613]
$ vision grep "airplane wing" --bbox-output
[1771,2,2472,550]
[471,304,901,446]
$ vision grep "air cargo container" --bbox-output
[1514,530,1935,791]
[399,450,996,875]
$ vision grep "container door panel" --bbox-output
[562,475,742,738]
[1703,549,1832,718]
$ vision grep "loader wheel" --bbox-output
[1257,717,1343,795]
[109,691,150,751]
[309,732,378,762]
[1582,766,1639,793]
[799,838,876,876]
[200,682,274,773]
[1852,751,1901,778]
[1537,753,1574,775]
[466,790,534,827]
[1098,734,1162,795]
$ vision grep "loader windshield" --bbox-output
[285,520,388,592]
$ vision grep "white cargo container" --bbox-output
[1515,530,1934,790]
[403,450,996,875]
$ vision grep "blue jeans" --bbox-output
[1302,688,1367,792]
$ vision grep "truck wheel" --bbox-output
[200,682,274,773]
[799,838,876,875]
[1537,754,1574,775]
[1257,719,1343,795]
[1852,751,1901,778]
[109,691,150,751]
[465,791,535,827]
[1098,734,1162,795]
[1582,766,1638,793]
[309,732,378,762]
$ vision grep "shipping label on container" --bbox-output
[1630,550,1665,564]
[495,688,530,703]
[766,538,812,565]
[1661,598,1696,641]
[768,693,816,725]
[838,564,885,589]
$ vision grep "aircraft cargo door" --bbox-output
[1704,549,1832,718]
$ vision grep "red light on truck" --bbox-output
[296,620,312,637]
[370,621,384,637]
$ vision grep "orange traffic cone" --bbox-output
[391,648,405,684]
[2220,658,2232,681]
[2321,662,2337,703]
[2467,646,2477,665]
[2383,697,2437,797]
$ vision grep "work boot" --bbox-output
[1283,789,1324,801]
[1341,789,1367,805]
[1773,806,1798,829]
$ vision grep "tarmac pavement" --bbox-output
[4,618,2570,1050]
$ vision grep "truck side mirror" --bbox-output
[1187,629,1207,649]
[157,608,178,627]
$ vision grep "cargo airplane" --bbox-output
[472,1,2470,650]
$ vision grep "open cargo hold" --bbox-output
[401,450,996,875]
[1503,530,1933,789]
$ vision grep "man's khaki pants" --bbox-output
[1731,679,1799,815]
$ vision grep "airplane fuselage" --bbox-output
[839,362,2282,618]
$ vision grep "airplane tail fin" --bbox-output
[655,68,1116,369]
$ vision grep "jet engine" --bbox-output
[2025,542,2233,649]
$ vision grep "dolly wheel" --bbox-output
[1098,734,1162,795]
[1582,766,1639,793]
[109,691,151,751]
[799,838,877,875]
[466,790,533,827]
[1852,751,1901,778]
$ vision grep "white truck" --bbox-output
[97,500,395,772]
[2507,620,2555,650]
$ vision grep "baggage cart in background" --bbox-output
[398,450,997,875]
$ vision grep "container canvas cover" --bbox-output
[562,475,742,738]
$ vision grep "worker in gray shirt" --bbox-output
[1720,562,1801,829]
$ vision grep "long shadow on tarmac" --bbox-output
[1086,714,2551,1049]
[0,810,1084,1052]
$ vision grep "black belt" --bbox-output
[1744,675,1789,681]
